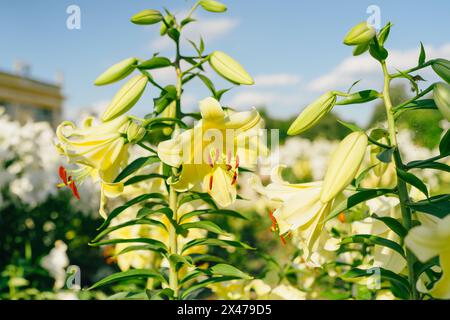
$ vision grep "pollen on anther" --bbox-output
[231,172,237,185]
[209,175,214,190]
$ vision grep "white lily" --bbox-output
[405,214,450,299]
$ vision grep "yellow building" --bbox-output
[0,70,63,127]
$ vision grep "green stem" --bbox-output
[168,183,179,298]
[381,61,419,300]
[167,35,183,299]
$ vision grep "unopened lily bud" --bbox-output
[434,82,450,121]
[160,15,175,36]
[102,75,148,122]
[126,122,146,143]
[161,101,177,136]
[287,92,336,135]
[131,9,163,25]
[321,132,368,203]
[94,57,138,86]
[209,51,254,85]
[369,138,389,177]
[199,0,227,13]
[343,22,376,46]
[432,59,450,84]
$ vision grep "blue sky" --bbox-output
[1,0,450,125]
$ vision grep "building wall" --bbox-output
[0,71,64,127]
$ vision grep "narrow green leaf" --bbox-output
[408,161,450,173]
[114,156,160,182]
[336,90,379,105]
[397,168,428,198]
[191,254,227,264]
[407,194,450,218]
[179,192,218,209]
[327,189,393,221]
[197,74,216,95]
[210,264,252,280]
[90,238,167,253]
[92,218,167,243]
[347,80,362,94]
[179,209,247,223]
[342,267,410,294]
[369,39,388,62]
[169,253,193,266]
[181,220,228,235]
[182,238,254,253]
[378,22,392,46]
[340,234,405,258]
[376,148,394,163]
[418,42,426,66]
[180,276,239,300]
[337,120,363,132]
[115,244,165,256]
[146,288,174,300]
[88,269,165,290]
[440,130,450,156]
[400,99,437,111]
[179,269,206,286]
[138,57,172,70]
[124,173,166,186]
[371,214,407,238]
[99,193,167,230]
[136,206,173,219]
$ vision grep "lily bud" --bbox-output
[94,58,138,86]
[131,9,163,25]
[287,92,336,135]
[434,82,450,121]
[126,122,146,143]
[321,132,368,203]
[161,101,177,136]
[343,22,376,46]
[209,51,254,85]
[432,59,450,84]
[102,75,148,122]
[160,15,175,36]
[199,0,227,13]
[369,138,389,177]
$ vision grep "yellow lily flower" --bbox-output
[56,115,130,181]
[251,166,334,259]
[158,97,266,207]
[56,115,131,218]
[405,214,450,299]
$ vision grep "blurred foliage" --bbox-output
[0,190,112,299]
[368,84,443,149]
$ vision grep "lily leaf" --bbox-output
[88,269,166,290]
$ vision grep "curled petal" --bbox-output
[199,97,225,122]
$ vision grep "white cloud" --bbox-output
[151,17,239,51]
[253,73,301,87]
[228,90,307,110]
[308,43,450,92]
